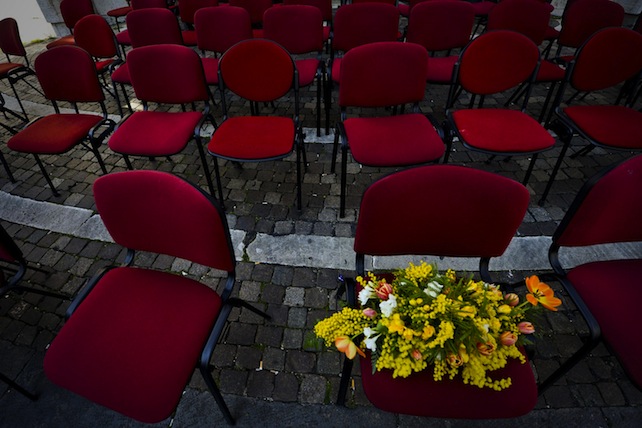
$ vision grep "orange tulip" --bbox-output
[500,331,517,346]
[525,276,562,311]
[518,321,535,334]
[476,341,496,356]
[504,293,519,307]
[335,336,365,359]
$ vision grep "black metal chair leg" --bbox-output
[330,126,339,173]
[0,371,38,401]
[0,151,16,182]
[339,144,348,218]
[336,357,354,406]
[212,157,225,208]
[33,154,59,197]
[539,138,571,206]
[522,153,538,185]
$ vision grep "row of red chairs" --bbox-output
[3,153,641,422]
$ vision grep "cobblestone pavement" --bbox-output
[1,20,642,428]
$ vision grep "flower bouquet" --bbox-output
[315,262,561,391]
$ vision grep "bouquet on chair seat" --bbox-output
[315,262,561,390]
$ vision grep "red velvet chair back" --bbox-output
[553,155,642,248]
[60,0,95,30]
[487,0,551,46]
[131,0,167,9]
[263,5,324,54]
[406,1,475,52]
[127,44,210,104]
[355,165,530,257]
[194,6,253,54]
[284,0,332,22]
[569,27,642,93]
[339,41,427,107]
[219,39,295,102]
[178,0,219,25]
[126,8,183,48]
[558,0,624,49]
[34,45,104,103]
[332,3,400,53]
[352,0,396,4]
[94,170,235,272]
[457,30,540,95]
[0,18,27,58]
[74,15,119,59]
[229,0,273,25]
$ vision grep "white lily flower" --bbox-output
[364,334,380,352]
[358,285,376,306]
[379,294,397,317]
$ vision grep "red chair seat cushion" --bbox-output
[398,3,410,17]
[116,29,131,46]
[109,111,203,156]
[46,35,75,49]
[0,63,23,78]
[208,116,295,160]
[182,30,198,46]
[296,58,320,87]
[562,105,642,149]
[536,59,565,82]
[344,114,445,166]
[426,56,458,84]
[360,349,538,418]
[452,109,555,153]
[331,57,342,84]
[201,57,219,85]
[567,259,642,388]
[111,62,130,84]
[107,6,132,17]
[8,114,102,154]
[44,267,222,423]
[323,25,330,43]
[544,25,559,41]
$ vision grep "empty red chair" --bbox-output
[7,46,115,196]
[106,0,132,31]
[45,0,95,49]
[541,154,642,392]
[284,0,333,50]
[44,169,270,425]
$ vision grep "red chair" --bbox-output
[336,164,535,417]
[444,30,555,186]
[207,39,306,210]
[283,0,333,51]
[540,27,642,205]
[264,5,325,137]
[0,17,42,124]
[326,2,401,134]
[108,44,217,197]
[551,0,624,62]
[7,46,115,196]
[405,1,475,88]
[179,0,219,28]
[541,154,642,392]
[229,0,274,28]
[106,0,132,31]
[73,15,125,115]
[45,0,95,49]
[111,7,189,114]
[44,169,269,425]
[194,6,254,90]
[487,0,565,123]
[332,41,445,217]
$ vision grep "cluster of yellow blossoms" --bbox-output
[314,262,561,390]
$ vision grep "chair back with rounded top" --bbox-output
[74,14,120,60]
[126,7,183,48]
[127,44,210,104]
[332,3,400,53]
[94,170,235,272]
[568,27,642,93]
[339,41,428,108]
[406,1,475,52]
[194,6,253,54]
[284,0,333,22]
[355,165,529,263]
[179,0,219,25]
[0,18,28,59]
[35,45,104,103]
[219,38,295,102]
[456,30,540,95]
[557,0,624,49]
[263,5,324,55]
[131,0,167,8]
[229,0,273,26]
[487,0,552,46]
[60,0,96,31]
